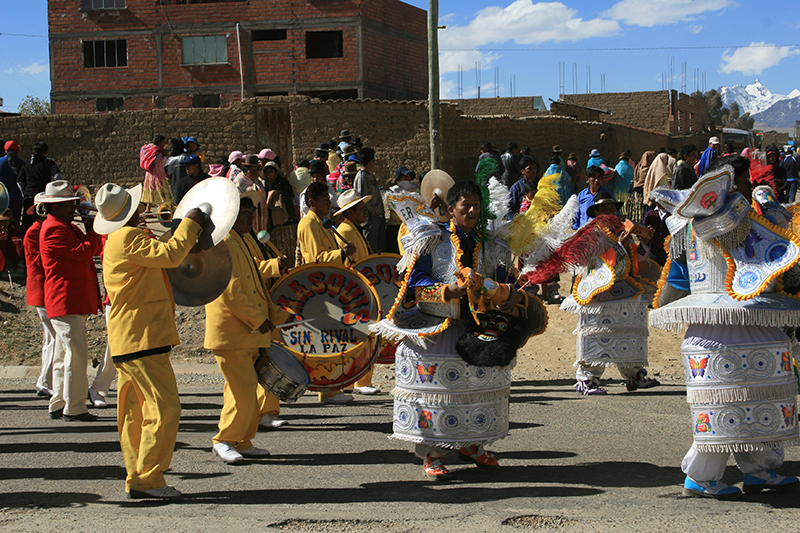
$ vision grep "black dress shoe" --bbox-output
[64,412,98,422]
[49,409,63,420]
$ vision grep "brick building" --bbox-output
[48,0,428,114]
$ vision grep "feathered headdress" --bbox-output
[520,214,623,285]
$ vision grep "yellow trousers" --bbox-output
[116,352,181,493]
[213,348,277,450]
[318,368,374,400]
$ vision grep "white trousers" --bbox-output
[49,314,90,416]
[90,304,115,396]
[575,361,641,381]
[34,307,56,392]
[682,447,784,481]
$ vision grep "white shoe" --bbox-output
[239,445,271,457]
[88,388,107,408]
[213,442,244,464]
[259,413,288,429]
[353,386,380,395]
[127,485,182,499]
[321,393,354,404]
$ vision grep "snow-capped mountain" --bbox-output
[720,80,800,116]
[752,98,800,128]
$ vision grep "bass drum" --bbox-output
[270,263,381,391]
[353,253,415,364]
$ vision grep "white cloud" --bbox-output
[604,0,732,27]
[719,42,800,75]
[4,62,49,75]
[689,25,703,33]
[438,0,619,74]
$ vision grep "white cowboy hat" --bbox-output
[240,189,263,208]
[93,183,143,235]
[334,189,371,216]
[33,180,82,204]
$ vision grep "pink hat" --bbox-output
[228,150,245,164]
[208,163,225,177]
[258,148,277,161]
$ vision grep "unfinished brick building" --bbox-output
[48,0,428,114]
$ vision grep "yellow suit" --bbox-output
[102,218,201,494]
[205,229,286,451]
[297,210,346,265]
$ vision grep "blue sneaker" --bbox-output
[743,470,800,493]
[683,476,742,499]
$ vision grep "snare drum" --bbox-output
[270,263,382,391]
[354,253,414,364]
[255,344,311,403]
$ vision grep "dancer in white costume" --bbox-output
[650,156,800,498]
[372,179,546,479]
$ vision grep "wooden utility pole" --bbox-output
[428,0,441,170]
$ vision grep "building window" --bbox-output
[96,97,124,112]
[82,0,126,9]
[182,35,228,65]
[193,94,220,108]
[306,31,343,59]
[252,29,287,42]
[83,40,127,68]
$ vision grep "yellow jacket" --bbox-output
[204,229,282,350]
[241,231,282,289]
[103,219,202,357]
[297,210,346,265]
[337,217,372,263]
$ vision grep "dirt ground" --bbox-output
[0,270,685,379]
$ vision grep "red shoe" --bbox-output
[423,455,451,480]
[459,445,499,469]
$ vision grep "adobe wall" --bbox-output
[561,91,672,135]
[0,96,709,198]
[442,97,546,117]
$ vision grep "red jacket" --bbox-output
[24,219,45,307]
[40,215,103,318]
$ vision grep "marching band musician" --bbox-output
[334,189,380,396]
[204,190,290,464]
[95,182,205,500]
[38,180,103,422]
[297,181,357,266]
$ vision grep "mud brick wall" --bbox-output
[442,97,546,118]
[560,91,672,135]
[0,100,260,192]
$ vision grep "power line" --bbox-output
[441,44,800,52]
[0,33,47,38]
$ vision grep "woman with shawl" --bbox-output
[627,151,656,223]
[643,153,675,208]
[139,135,173,208]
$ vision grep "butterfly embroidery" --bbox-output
[416,363,437,383]
[782,405,796,426]
[695,413,710,433]
[418,410,433,429]
[689,356,709,378]
[781,351,791,372]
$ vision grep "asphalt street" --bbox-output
[2,369,800,532]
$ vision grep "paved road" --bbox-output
[1,370,800,532]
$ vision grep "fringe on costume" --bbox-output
[693,438,800,454]
[390,387,510,406]
[560,296,642,316]
[573,359,647,369]
[388,432,509,450]
[715,216,751,252]
[649,306,800,331]
[686,382,798,405]
[573,326,650,337]
[397,236,438,274]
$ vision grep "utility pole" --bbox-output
[428,0,441,170]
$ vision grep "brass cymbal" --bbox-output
[420,169,454,222]
[0,182,8,216]
[172,177,239,249]
[159,231,233,306]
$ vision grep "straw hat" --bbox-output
[334,189,371,216]
[93,183,143,235]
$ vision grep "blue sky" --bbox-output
[2,1,799,112]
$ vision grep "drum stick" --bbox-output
[321,219,349,248]
[251,318,315,333]
[257,230,286,259]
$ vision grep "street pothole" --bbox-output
[502,514,574,529]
